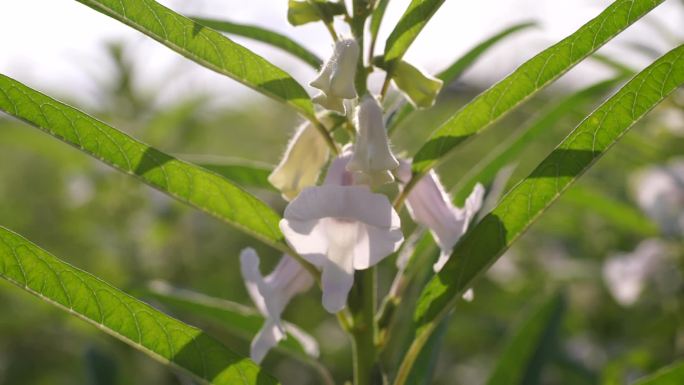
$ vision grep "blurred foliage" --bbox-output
[1,34,683,385]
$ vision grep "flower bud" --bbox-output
[392,60,443,108]
[311,39,360,113]
[347,95,399,186]
[268,121,330,200]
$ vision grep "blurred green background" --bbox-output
[1,25,684,385]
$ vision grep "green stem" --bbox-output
[349,268,378,385]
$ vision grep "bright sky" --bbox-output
[1,0,682,109]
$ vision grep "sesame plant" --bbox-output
[1,0,684,384]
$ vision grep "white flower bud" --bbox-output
[311,39,360,113]
[347,95,399,186]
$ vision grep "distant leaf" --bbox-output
[632,362,684,385]
[370,0,391,54]
[411,0,665,173]
[190,17,322,69]
[452,77,625,204]
[396,44,684,385]
[144,281,318,359]
[437,22,537,86]
[0,75,287,253]
[0,227,277,385]
[485,293,566,385]
[75,0,314,117]
[562,186,658,236]
[384,0,445,66]
[181,155,276,192]
[388,21,537,132]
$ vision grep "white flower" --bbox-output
[632,160,684,236]
[602,239,665,306]
[311,38,359,114]
[280,154,404,313]
[347,95,400,186]
[397,159,485,272]
[240,248,314,363]
[268,121,330,200]
[391,60,443,108]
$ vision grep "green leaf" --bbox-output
[437,22,537,86]
[562,186,658,236]
[143,281,317,359]
[181,155,276,192]
[632,362,684,385]
[75,0,314,117]
[0,226,278,385]
[384,0,444,66]
[452,77,626,204]
[370,0,391,52]
[485,293,566,385]
[388,21,537,133]
[411,0,665,173]
[0,74,286,253]
[190,17,322,69]
[396,44,684,385]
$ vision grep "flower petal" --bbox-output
[313,92,346,114]
[353,224,404,270]
[239,248,267,315]
[283,185,400,228]
[321,256,355,312]
[250,319,285,364]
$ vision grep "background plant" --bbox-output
[0,1,683,385]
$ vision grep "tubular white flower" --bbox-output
[311,38,359,113]
[280,154,404,313]
[392,60,443,108]
[397,159,485,272]
[602,239,665,307]
[347,95,400,186]
[268,121,330,200]
[632,160,684,236]
[240,248,314,363]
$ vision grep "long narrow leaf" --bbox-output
[632,362,684,385]
[0,75,286,253]
[452,77,625,204]
[384,0,444,66]
[562,186,658,236]
[144,281,317,359]
[411,0,665,173]
[388,21,537,132]
[396,44,684,385]
[75,0,314,117]
[0,226,278,385]
[191,17,322,69]
[180,155,276,192]
[485,293,566,385]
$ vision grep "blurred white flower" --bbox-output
[347,95,400,186]
[268,121,330,200]
[280,153,403,313]
[391,60,443,108]
[240,248,314,363]
[602,239,665,307]
[311,38,359,114]
[397,159,485,272]
[65,174,94,207]
[632,160,684,236]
